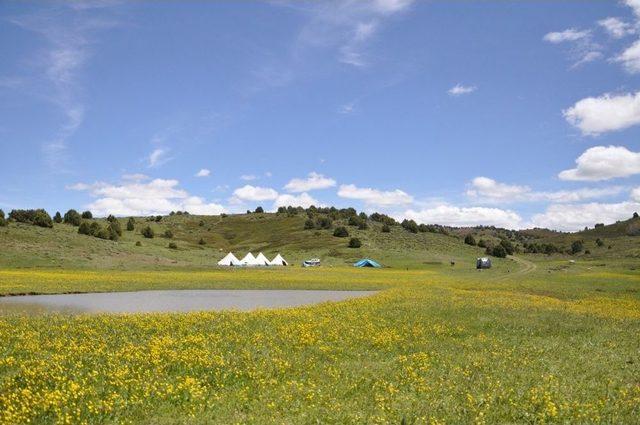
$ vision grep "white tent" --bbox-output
[269,254,288,266]
[255,252,270,266]
[218,252,241,266]
[240,252,259,266]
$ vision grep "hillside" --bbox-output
[0,211,493,270]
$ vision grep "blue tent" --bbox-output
[354,258,382,268]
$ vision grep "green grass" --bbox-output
[0,264,639,423]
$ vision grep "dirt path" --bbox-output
[499,255,537,279]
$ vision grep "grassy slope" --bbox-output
[0,213,491,270]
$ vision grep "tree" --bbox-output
[63,209,81,226]
[9,209,53,228]
[348,216,360,226]
[81,211,93,219]
[464,234,476,246]
[155,215,162,222]
[277,206,286,214]
[316,216,332,229]
[634,212,639,218]
[490,245,507,258]
[304,219,315,230]
[108,221,122,240]
[89,222,101,236]
[348,238,362,248]
[255,206,264,213]
[164,229,173,239]
[0,209,5,227]
[126,217,135,231]
[571,240,584,254]
[401,219,419,234]
[107,214,117,223]
[142,226,155,239]
[333,226,349,237]
[34,210,54,228]
[358,221,369,230]
[78,221,92,235]
[477,239,487,248]
[95,227,111,240]
[596,238,604,247]
[499,239,515,255]
[381,224,391,233]
[53,212,62,223]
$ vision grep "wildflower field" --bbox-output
[0,263,639,423]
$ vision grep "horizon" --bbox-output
[2,1,640,231]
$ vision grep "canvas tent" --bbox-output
[269,254,288,266]
[476,257,492,269]
[354,259,382,268]
[255,252,270,266]
[218,252,241,266]
[240,252,259,266]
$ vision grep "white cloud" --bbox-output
[403,205,523,229]
[232,185,279,202]
[598,17,635,39]
[571,50,603,68]
[195,168,211,177]
[274,192,321,209]
[338,102,356,114]
[284,172,337,193]
[632,186,640,201]
[614,39,640,73]
[563,91,640,135]
[448,84,476,96]
[338,184,413,206]
[147,148,171,168]
[240,174,258,181]
[559,146,640,181]
[543,28,590,43]
[627,0,640,17]
[531,201,640,231]
[467,176,623,203]
[122,173,149,182]
[68,177,226,216]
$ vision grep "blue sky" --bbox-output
[1,0,640,231]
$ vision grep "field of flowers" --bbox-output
[0,265,639,423]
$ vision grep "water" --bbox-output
[0,290,375,314]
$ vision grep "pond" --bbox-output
[0,290,375,314]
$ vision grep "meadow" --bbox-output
[1,262,639,424]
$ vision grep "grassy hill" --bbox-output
[0,211,492,270]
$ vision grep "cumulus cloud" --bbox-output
[598,17,635,39]
[448,84,476,96]
[284,172,336,193]
[232,185,279,202]
[467,176,623,203]
[403,205,523,229]
[614,39,640,73]
[337,184,413,206]
[559,146,640,181]
[274,192,321,209]
[563,91,640,135]
[531,201,640,231]
[195,168,211,177]
[543,28,590,43]
[68,177,226,216]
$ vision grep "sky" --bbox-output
[1,0,640,231]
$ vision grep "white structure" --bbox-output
[217,252,241,266]
[240,252,259,266]
[269,254,288,266]
[255,252,270,266]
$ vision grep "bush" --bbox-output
[142,226,154,239]
[0,209,5,227]
[584,249,591,255]
[199,220,205,227]
[358,221,368,230]
[304,219,315,230]
[126,217,135,231]
[164,229,174,239]
[53,211,62,223]
[255,206,264,213]
[316,217,332,229]
[198,238,206,245]
[571,240,584,254]
[107,222,121,241]
[277,206,286,214]
[490,245,507,258]
[9,209,53,228]
[63,209,81,226]
[401,219,419,233]
[107,214,117,223]
[348,237,362,248]
[333,226,349,237]
[135,241,142,246]
[155,215,162,222]
[348,216,360,226]
[95,227,111,240]
[168,242,178,249]
[477,239,487,248]
[464,234,476,246]
[596,238,604,247]
[81,211,93,219]
[78,221,92,235]
[381,224,390,233]
[499,239,515,255]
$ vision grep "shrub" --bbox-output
[584,249,591,255]
[358,221,368,230]
[277,206,286,214]
[477,239,487,248]
[63,209,81,226]
[571,240,584,254]
[107,222,121,241]
[141,226,154,239]
[348,237,362,248]
[107,214,117,223]
[78,221,92,235]
[369,212,396,226]
[168,242,178,249]
[155,215,162,222]
[304,219,315,230]
[164,229,174,239]
[348,216,360,226]
[464,234,476,246]
[53,212,62,223]
[333,226,349,238]
[135,241,142,246]
[499,239,515,255]
[316,217,332,229]
[626,220,640,236]
[382,224,390,233]
[596,238,604,247]
[490,245,507,258]
[221,213,228,218]
[81,211,93,219]
[401,219,419,234]
[9,209,53,228]
[634,212,639,218]
[89,222,101,236]
[198,238,206,245]
[0,209,5,227]
[255,206,264,213]
[199,220,205,227]
[126,217,135,231]
[95,227,111,240]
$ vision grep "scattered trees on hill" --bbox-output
[401,219,419,233]
[126,217,135,231]
[9,209,53,228]
[348,237,362,248]
[142,226,155,238]
[78,220,120,241]
[81,211,93,219]
[63,209,81,226]
[333,226,349,238]
[369,212,396,226]
[53,212,62,223]
[523,242,559,255]
[464,234,476,246]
